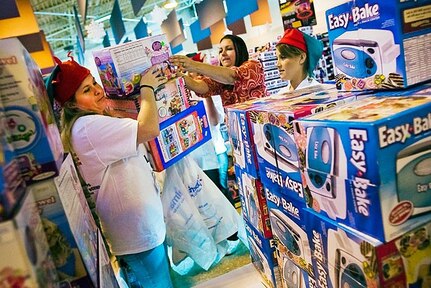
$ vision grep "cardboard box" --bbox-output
[105,77,191,123]
[0,190,58,287]
[146,100,211,171]
[235,165,272,238]
[326,0,431,90]
[0,38,63,184]
[265,187,314,277]
[92,34,173,99]
[305,210,431,288]
[244,219,282,288]
[0,105,27,220]
[31,154,101,287]
[251,87,359,202]
[293,92,431,241]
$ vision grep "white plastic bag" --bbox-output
[176,156,247,246]
[161,165,217,270]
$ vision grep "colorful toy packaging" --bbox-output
[326,0,431,91]
[235,165,272,238]
[0,38,63,185]
[293,90,431,242]
[92,34,173,98]
[0,190,58,288]
[0,105,27,221]
[105,76,191,123]
[31,154,101,287]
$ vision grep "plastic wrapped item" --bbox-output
[161,165,217,270]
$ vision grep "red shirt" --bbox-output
[197,60,268,106]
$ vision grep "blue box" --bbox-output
[265,187,314,277]
[326,0,431,91]
[146,100,211,171]
[252,87,359,201]
[294,92,431,241]
[305,209,431,288]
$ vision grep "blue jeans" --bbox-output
[117,242,173,288]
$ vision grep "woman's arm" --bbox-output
[183,74,210,94]
[136,66,167,144]
[170,55,237,85]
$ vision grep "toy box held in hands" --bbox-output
[0,38,64,185]
[105,76,191,123]
[146,100,211,171]
[305,209,431,288]
[326,0,431,91]
[93,34,173,99]
[294,93,431,242]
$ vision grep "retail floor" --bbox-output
[170,241,266,288]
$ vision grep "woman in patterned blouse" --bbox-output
[169,34,268,106]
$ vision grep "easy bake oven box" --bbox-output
[146,100,211,172]
[305,209,431,288]
[265,187,314,278]
[226,97,283,179]
[235,165,272,238]
[293,95,431,242]
[0,38,63,185]
[92,34,173,99]
[326,0,431,91]
[105,76,191,123]
[252,88,359,202]
[243,218,282,288]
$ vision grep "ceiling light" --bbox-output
[163,0,178,9]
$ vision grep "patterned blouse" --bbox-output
[196,60,268,106]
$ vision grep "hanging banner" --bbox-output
[279,0,316,30]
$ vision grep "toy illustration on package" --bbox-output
[154,77,191,123]
[92,34,172,98]
[326,0,431,91]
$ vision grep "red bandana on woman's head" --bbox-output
[52,52,90,105]
[277,28,307,53]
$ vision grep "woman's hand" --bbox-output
[169,55,196,73]
[140,65,168,91]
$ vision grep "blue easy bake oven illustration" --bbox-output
[305,209,431,288]
[294,92,431,242]
[266,186,314,277]
[326,0,431,91]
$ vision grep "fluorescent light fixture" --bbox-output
[163,0,178,9]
